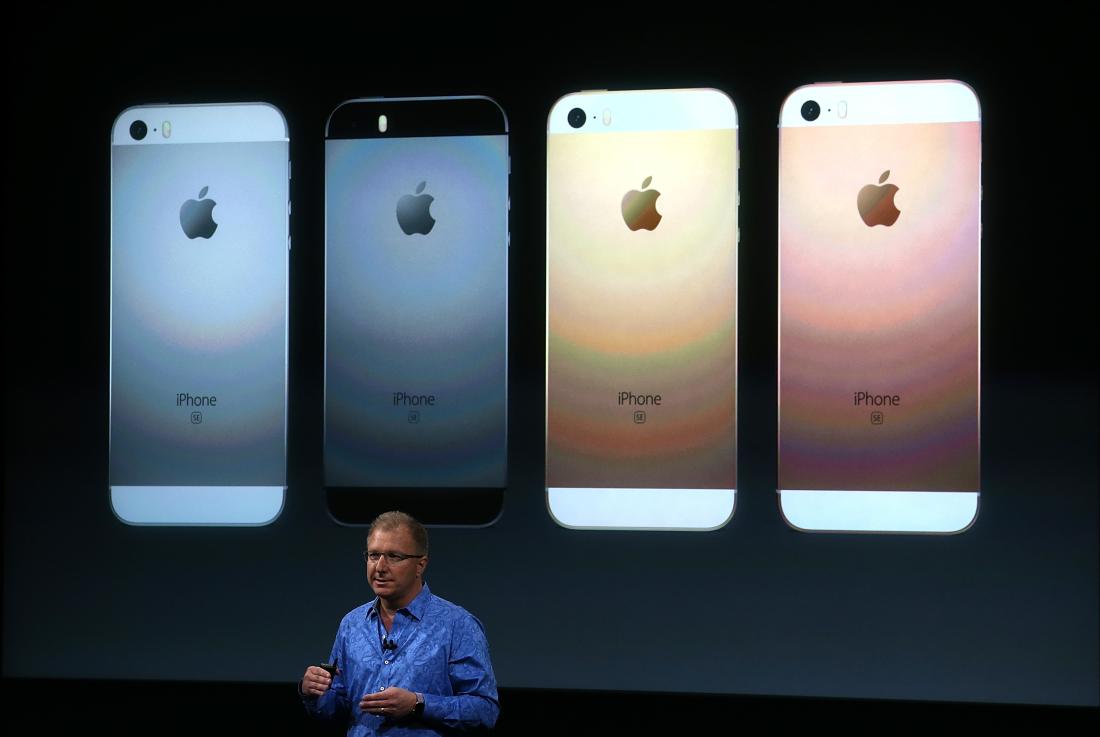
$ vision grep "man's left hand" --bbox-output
[359,686,418,718]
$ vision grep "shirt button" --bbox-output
[384,660,390,665]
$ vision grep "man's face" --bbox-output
[366,526,427,606]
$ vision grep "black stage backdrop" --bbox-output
[4,15,1096,733]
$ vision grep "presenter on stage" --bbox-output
[300,511,499,734]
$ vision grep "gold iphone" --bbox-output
[546,89,738,530]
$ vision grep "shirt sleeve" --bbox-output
[300,620,352,723]
[421,612,500,730]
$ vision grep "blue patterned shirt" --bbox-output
[302,583,499,735]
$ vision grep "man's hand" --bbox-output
[300,665,338,697]
[359,686,418,718]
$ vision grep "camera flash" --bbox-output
[378,115,388,133]
[838,101,848,119]
[602,109,612,126]
[162,121,171,138]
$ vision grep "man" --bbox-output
[300,511,499,735]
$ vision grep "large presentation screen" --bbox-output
[3,26,1096,710]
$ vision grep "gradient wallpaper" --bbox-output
[110,141,288,486]
[547,128,737,489]
[325,135,508,487]
[779,122,980,492]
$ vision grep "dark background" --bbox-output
[4,16,1096,733]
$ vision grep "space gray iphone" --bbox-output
[324,96,508,525]
[109,103,289,525]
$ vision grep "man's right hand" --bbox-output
[300,665,337,697]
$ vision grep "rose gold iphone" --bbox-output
[546,89,737,530]
[778,80,981,533]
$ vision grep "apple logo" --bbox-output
[857,170,901,227]
[179,186,218,239]
[621,176,662,231]
[396,181,436,235]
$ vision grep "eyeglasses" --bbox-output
[363,551,425,564]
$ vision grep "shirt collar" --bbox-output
[367,582,431,622]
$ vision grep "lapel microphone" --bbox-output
[383,637,398,651]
